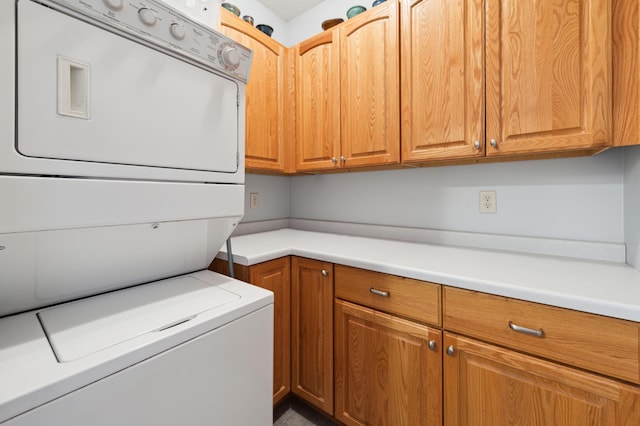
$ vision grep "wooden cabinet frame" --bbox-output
[291,257,334,414]
[295,1,400,171]
[402,0,612,163]
[444,332,640,425]
[219,9,294,172]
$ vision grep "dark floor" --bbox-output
[273,397,339,426]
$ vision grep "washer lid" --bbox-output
[37,275,240,362]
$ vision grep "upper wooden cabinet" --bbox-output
[295,1,400,171]
[612,0,640,146]
[402,0,611,163]
[401,0,485,161]
[485,0,611,156]
[339,2,400,168]
[295,30,341,171]
[219,9,294,172]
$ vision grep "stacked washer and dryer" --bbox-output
[0,0,273,424]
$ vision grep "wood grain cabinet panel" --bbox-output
[334,300,442,426]
[444,333,640,426]
[485,0,611,155]
[291,257,334,415]
[248,257,291,406]
[219,9,292,172]
[334,264,441,326]
[612,0,640,147]
[401,0,485,162]
[402,0,611,163]
[339,1,400,168]
[294,1,400,172]
[444,287,640,384]
[295,31,341,171]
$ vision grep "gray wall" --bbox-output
[242,174,290,222]
[289,152,624,243]
[625,146,640,268]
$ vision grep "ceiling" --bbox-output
[256,0,324,21]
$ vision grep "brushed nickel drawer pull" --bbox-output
[508,321,544,338]
[369,288,389,298]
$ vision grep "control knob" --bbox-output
[219,44,241,70]
[138,8,158,26]
[103,0,124,10]
[170,23,186,40]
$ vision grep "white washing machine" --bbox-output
[0,0,272,424]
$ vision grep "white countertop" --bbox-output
[219,229,640,322]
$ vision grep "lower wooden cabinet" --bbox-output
[209,257,290,406]
[291,257,334,415]
[334,300,442,426]
[444,332,640,426]
[248,257,291,406]
[212,254,640,424]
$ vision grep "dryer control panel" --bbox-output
[41,0,252,83]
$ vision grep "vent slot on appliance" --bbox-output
[57,56,90,120]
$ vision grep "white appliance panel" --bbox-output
[0,0,270,424]
[18,0,239,174]
[0,216,240,317]
[38,275,240,362]
[4,305,273,426]
[0,176,244,234]
[161,0,222,28]
[0,271,273,423]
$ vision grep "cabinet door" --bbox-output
[334,300,442,426]
[249,257,291,406]
[219,9,290,171]
[291,257,334,415]
[295,31,341,171]
[444,333,640,426]
[401,0,485,162]
[612,0,640,146]
[339,1,400,168]
[485,0,611,156]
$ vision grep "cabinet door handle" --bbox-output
[508,321,544,338]
[446,345,455,356]
[473,140,481,150]
[340,156,346,163]
[490,138,498,148]
[369,288,389,298]
[321,269,328,276]
[331,157,337,164]
[428,340,437,351]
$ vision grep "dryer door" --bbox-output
[17,0,239,175]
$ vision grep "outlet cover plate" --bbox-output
[479,191,497,213]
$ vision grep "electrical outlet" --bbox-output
[249,192,259,209]
[479,191,497,213]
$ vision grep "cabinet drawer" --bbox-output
[335,265,441,326]
[444,287,640,384]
